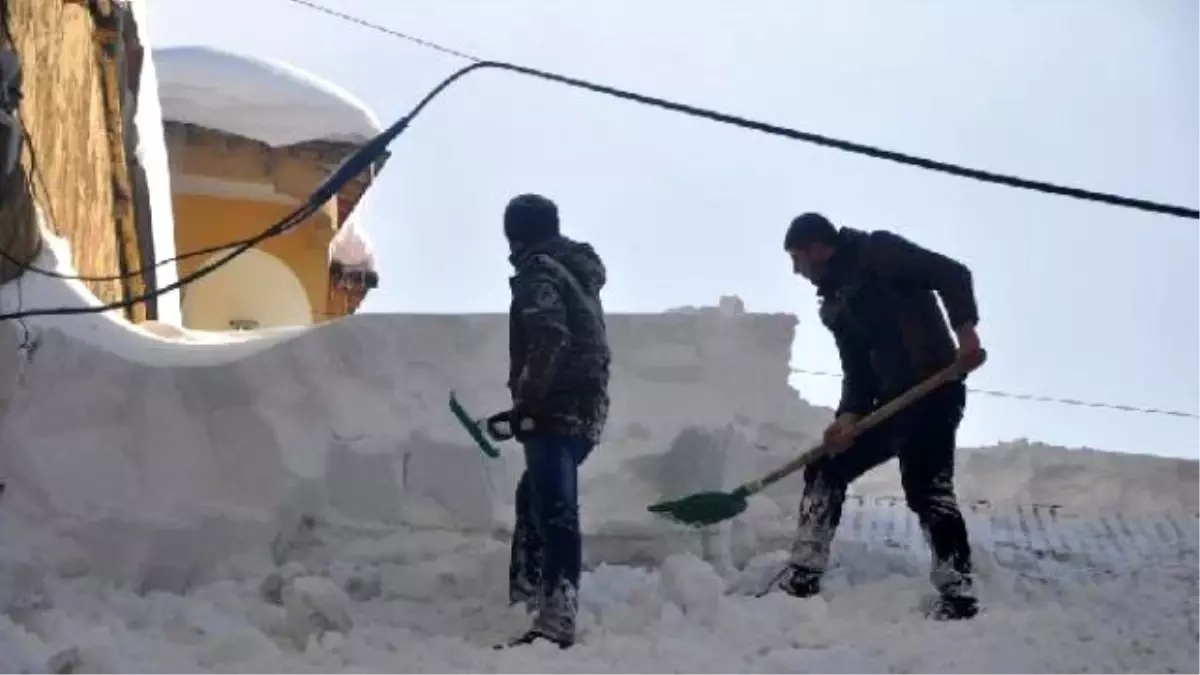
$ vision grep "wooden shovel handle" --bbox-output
[742,349,987,496]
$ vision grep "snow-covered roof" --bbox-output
[153,45,383,148]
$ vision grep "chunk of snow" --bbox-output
[153,45,383,148]
[328,215,375,269]
[282,576,353,649]
[659,553,726,618]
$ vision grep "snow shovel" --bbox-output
[448,391,502,459]
[647,349,988,528]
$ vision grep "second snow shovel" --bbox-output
[448,391,502,459]
[647,349,988,528]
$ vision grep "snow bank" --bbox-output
[1,239,1196,587]
[153,45,382,148]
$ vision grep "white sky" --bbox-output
[149,0,1199,459]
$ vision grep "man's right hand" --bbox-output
[822,413,861,453]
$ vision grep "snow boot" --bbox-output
[926,594,979,621]
[509,582,540,615]
[779,565,822,599]
[495,628,573,650]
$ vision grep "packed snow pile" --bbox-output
[153,45,383,148]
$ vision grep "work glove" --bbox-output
[485,408,538,443]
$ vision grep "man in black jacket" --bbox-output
[498,194,611,648]
[782,212,983,620]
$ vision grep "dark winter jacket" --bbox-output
[508,235,611,444]
[817,228,978,417]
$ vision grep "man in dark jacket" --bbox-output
[782,212,983,621]
[499,193,611,649]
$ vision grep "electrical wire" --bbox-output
[0,76,406,320]
[790,366,1200,419]
[285,0,1200,220]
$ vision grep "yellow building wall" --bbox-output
[172,194,336,327]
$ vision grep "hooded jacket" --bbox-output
[508,235,611,443]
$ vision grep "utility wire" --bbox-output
[285,0,479,62]
[790,366,1200,419]
[283,0,1200,221]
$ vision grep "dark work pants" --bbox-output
[509,434,594,639]
[790,381,974,597]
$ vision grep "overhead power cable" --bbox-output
[284,0,1200,221]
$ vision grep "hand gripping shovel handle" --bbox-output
[737,349,988,498]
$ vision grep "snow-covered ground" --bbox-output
[0,500,1194,672]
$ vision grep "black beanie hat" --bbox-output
[784,212,838,250]
[504,193,560,245]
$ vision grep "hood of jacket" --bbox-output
[510,235,607,295]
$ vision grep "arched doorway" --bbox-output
[181,249,313,330]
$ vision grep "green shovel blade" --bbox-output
[646,487,751,528]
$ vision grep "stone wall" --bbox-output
[4,0,150,320]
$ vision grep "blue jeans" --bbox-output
[508,434,594,607]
